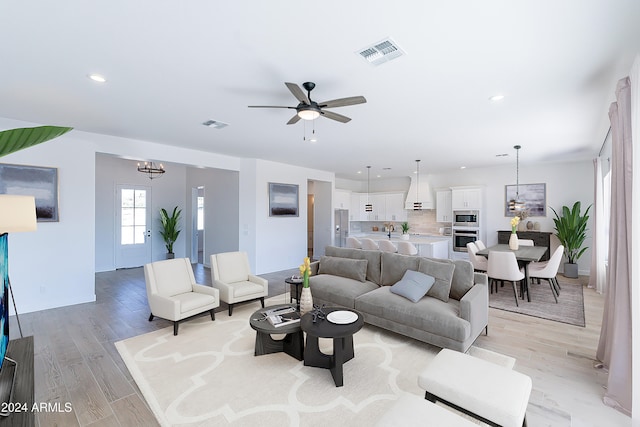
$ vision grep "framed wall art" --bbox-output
[0,163,59,222]
[504,183,546,217]
[269,182,299,217]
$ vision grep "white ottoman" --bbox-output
[418,349,532,427]
[375,393,478,427]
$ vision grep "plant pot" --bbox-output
[564,262,579,278]
[509,233,519,250]
[166,253,175,259]
[401,234,410,240]
[299,287,313,315]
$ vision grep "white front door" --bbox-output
[115,185,152,268]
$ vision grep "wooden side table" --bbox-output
[285,277,303,311]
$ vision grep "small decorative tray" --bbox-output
[327,310,358,324]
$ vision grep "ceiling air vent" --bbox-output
[202,120,229,129]
[357,38,405,66]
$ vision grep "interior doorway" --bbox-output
[115,184,152,268]
[191,186,205,264]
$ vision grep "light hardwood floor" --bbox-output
[10,266,629,426]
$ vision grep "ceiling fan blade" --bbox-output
[248,105,295,109]
[285,82,310,104]
[287,114,301,125]
[319,96,366,108]
[321,110,351,123]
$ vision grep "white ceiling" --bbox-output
[1,1,639,180]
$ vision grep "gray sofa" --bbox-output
[308,246,489,352]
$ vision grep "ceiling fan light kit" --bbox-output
[249,81,366,125]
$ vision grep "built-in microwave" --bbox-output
[453,228,480,252]
[453,210,479,227]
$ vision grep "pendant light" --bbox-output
[413,160,422,210]
[509,145,525,212]
[137,161,165,179]
[365,166,373,212]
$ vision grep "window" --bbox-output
[121,189,147,245]
[197,196,204,231]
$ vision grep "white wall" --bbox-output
[312,180,332,256]
[1,118,96,314]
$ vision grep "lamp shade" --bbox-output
[0,195,37,233]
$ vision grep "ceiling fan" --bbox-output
[248,82,366,124]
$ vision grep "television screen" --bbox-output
[0,233,8,371]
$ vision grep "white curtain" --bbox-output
[588,157,607,293]
[596,76,633,415]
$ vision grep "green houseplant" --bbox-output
[400,222,410,240]
[159,206,182,259]
[550,201,591,278]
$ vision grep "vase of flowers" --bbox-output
[299,256,313,315]
[509,216,520,250]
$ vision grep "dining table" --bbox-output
[476,244,548,302]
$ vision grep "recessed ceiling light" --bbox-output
[376,174,381,178]
[357,171,362,174]
[88,74,107,83]
[489,94,505,102]
[460,166,466,169]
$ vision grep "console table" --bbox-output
[0,336,34,427]
[497,230,552,261]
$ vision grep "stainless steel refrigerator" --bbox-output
[334,209,349,247]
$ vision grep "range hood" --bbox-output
[405,174,434,209]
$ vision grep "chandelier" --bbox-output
[137,161,165,180]
[508,145,525,212]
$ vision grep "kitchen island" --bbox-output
[354,233,450,259]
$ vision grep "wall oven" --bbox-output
[453,228,479,252]
[453,210,479,227]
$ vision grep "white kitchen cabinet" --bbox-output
[436,190,452,222]
[385,192,407,222]
[335,189,351,210]
[367,193,386,221]
[451,188,482,210]
[350,193,366,221]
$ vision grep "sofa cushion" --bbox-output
[449,260,475,300]
[418,258,455,303]
[325,246,382,285]
[380,252,421,286]
[309,274,379,308]
[390,270,435,303]
[354,286,471,342]
[318,256,368,282]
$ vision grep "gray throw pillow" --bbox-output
[380,251,420,286]
[318,256,368,282]
[449,259,474,300]
[390,270,435,302]
[418,258,455,302]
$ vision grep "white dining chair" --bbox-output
[396,241,418,256]
[474,240,486,250]
[466,242,487,272]
[527,245,564,302]
[487,251,524,307]
[360,238,379,250]
[377,240,397,253]
[518,239,534,246]
[346,236,362,249]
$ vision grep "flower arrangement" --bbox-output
[510,216,520,234]
[299,257,311,288]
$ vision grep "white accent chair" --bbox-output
[487,251,524,307]
[396,241,418,256]
[210,251,268,316]
[360,238,379,250]
[527,245,564,302]
[474,240,486,250]
[346,236,362,249]
[518,239,534,246]
[466,242,487,272]
[377,240,398,253]
[144,258,220,335]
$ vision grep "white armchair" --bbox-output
[144,258,220,335]
[210,251,268,316]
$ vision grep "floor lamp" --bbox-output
[0,195,37,339]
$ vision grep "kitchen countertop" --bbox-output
[354,233,450,244]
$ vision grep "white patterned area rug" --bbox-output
[116,298,440,427]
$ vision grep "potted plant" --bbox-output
[159,206,182,259]
[550,201,591,278]
[400,222,410,240]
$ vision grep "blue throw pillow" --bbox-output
[390,270,436,303]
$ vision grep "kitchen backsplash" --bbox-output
[350,209,451,236]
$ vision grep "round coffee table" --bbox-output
[249,304,303,361]
[300,307,364,387]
